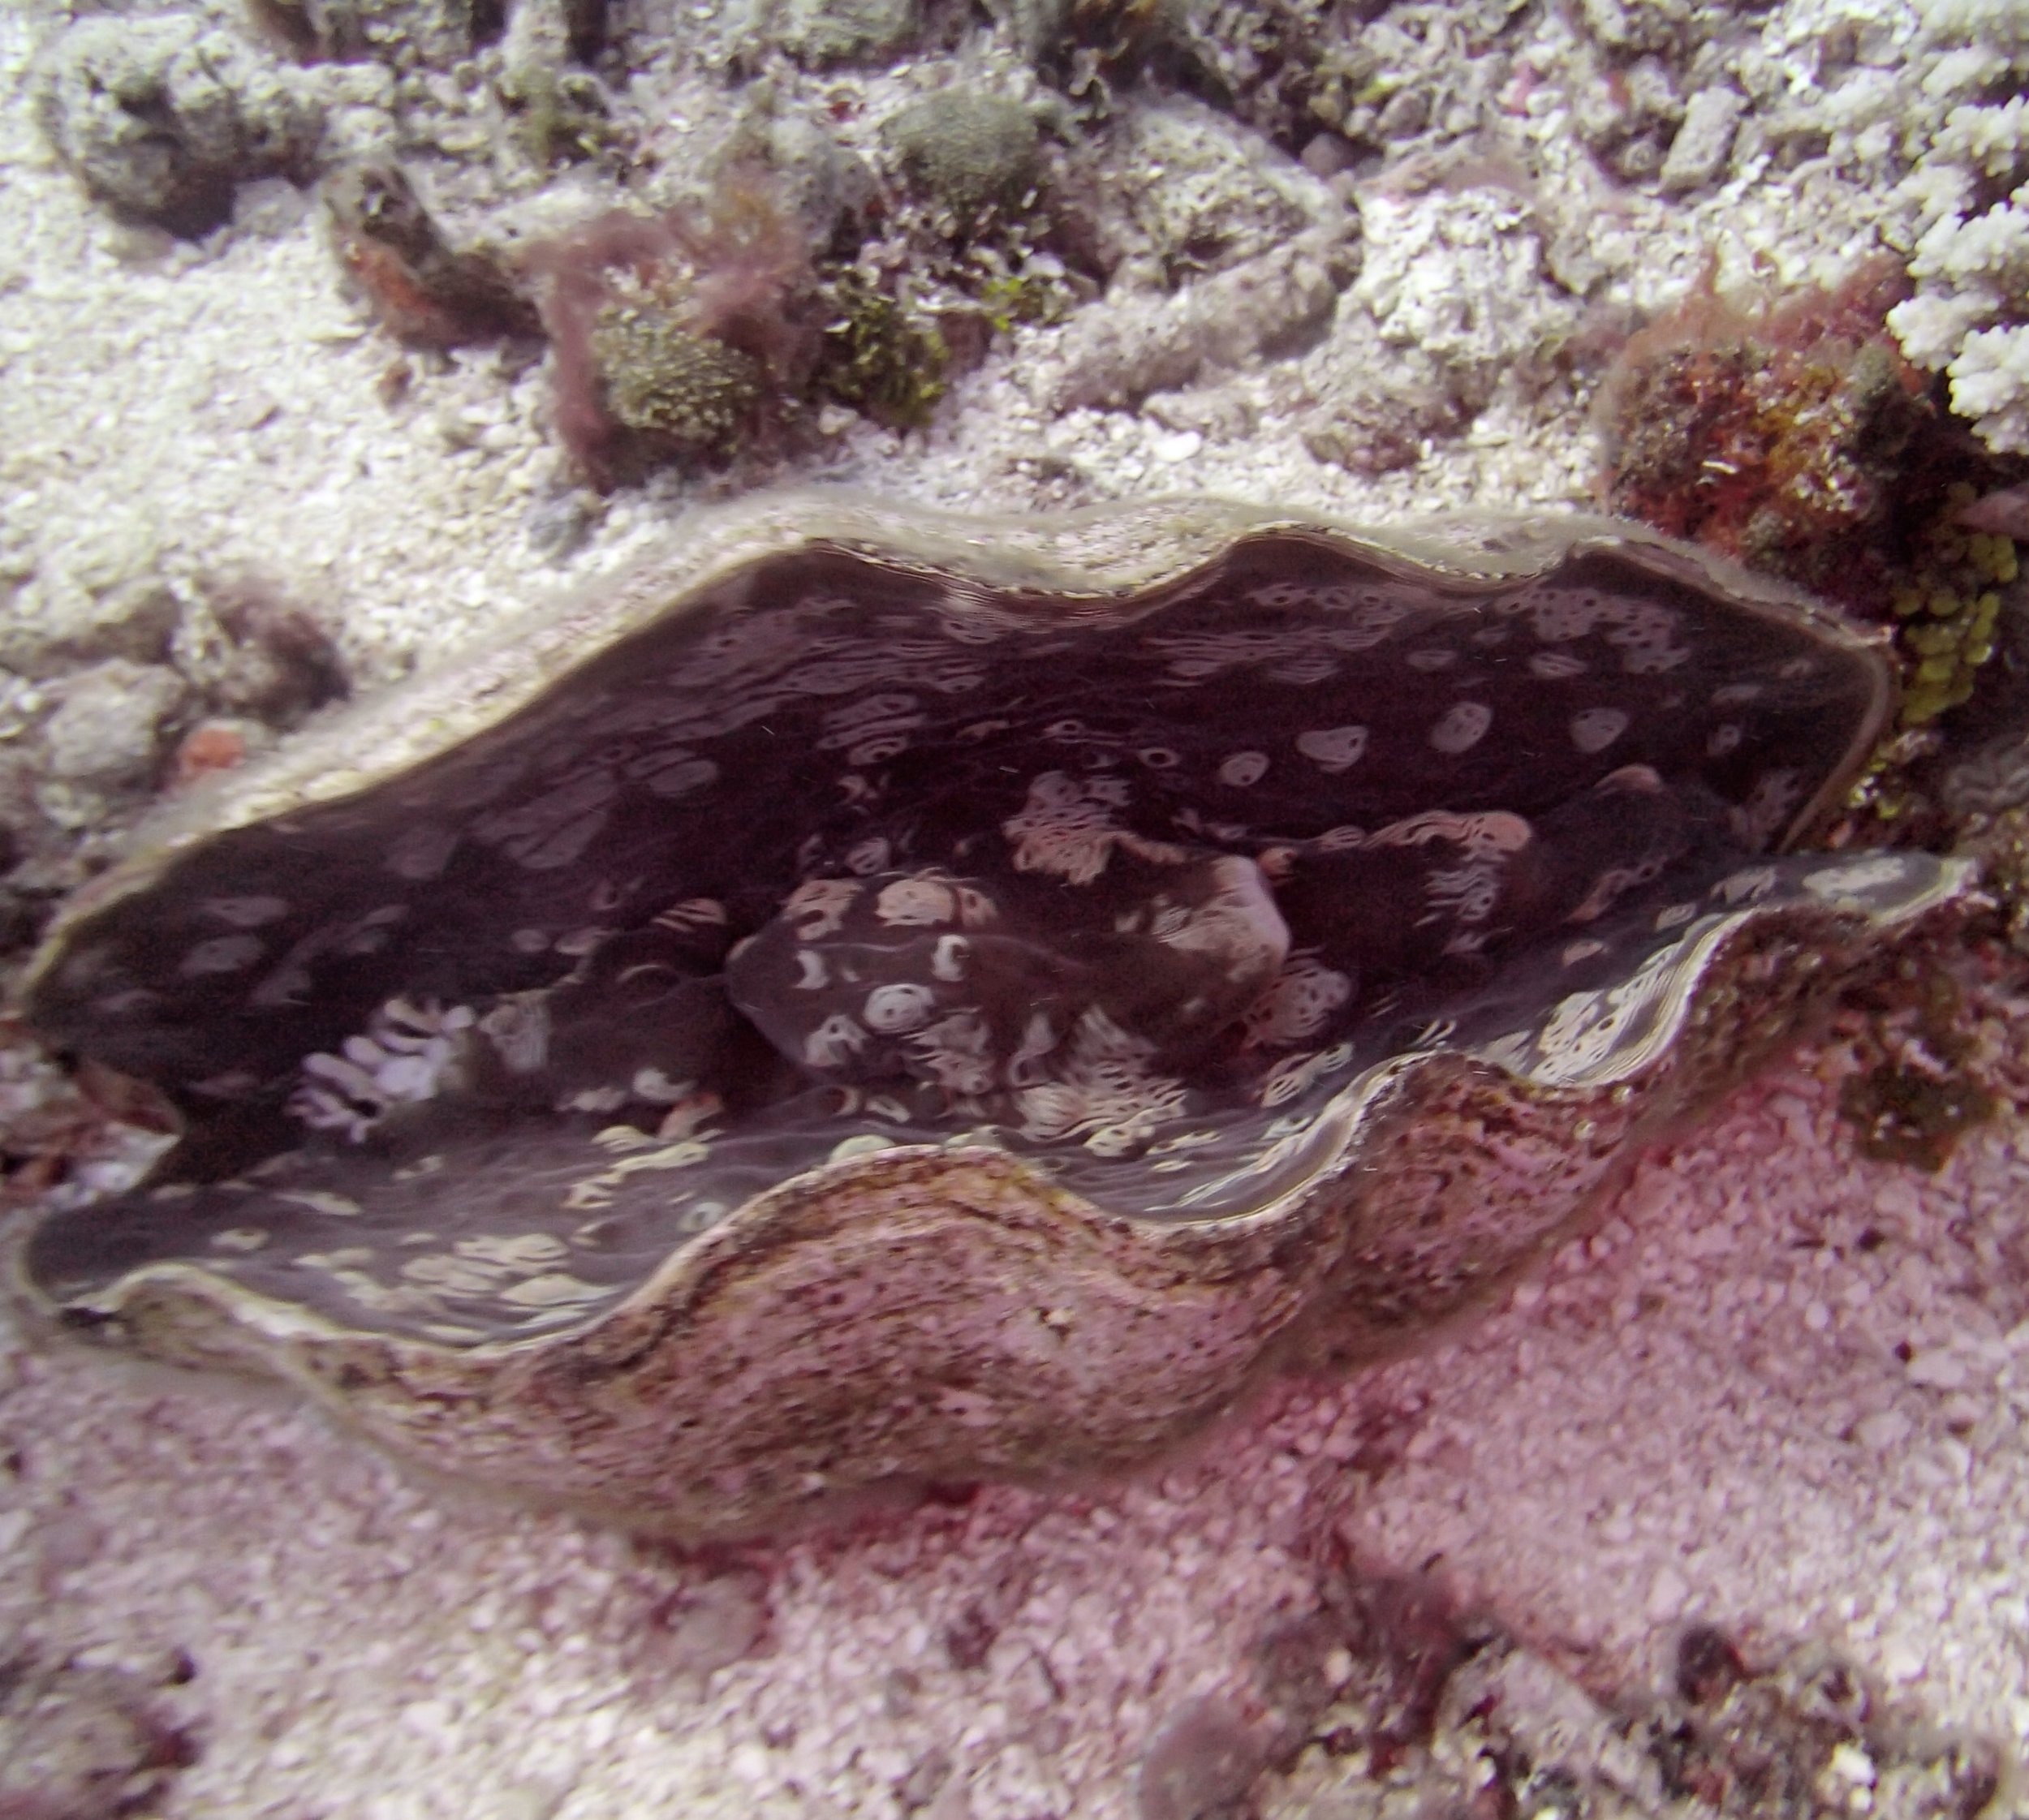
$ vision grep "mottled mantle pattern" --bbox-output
[9,495,1973,1534]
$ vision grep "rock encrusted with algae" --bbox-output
[8,496,1971,1534]
[885,92,1042,227]
[37,12,322,238]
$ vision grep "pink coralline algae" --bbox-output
[11,496,1971,1534]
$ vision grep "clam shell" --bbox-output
[11,494,1974,1534]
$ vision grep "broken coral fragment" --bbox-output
[324,162,539,349]
[10,495,1971,1534]
[1885,18,2029,458]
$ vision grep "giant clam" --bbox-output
[10,494,1974,1534]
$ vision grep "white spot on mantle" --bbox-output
[1429,702,1493,755]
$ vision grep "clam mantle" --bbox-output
[11,495,1972,1534]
